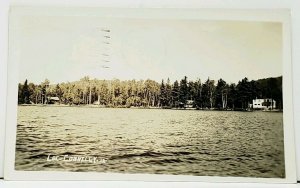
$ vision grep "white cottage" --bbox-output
[48,96,60,104]
[252,98,276,110]
[184,100,194,108]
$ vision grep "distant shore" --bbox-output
[18,104,282,112]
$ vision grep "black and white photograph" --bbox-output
[4,7,296,182]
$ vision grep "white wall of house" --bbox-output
[253,99,276,109]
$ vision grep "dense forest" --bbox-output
[18,76,283,110]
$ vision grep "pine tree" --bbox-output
[18,83,24,104]
[236,77,251,109]
[179,76,188,106]
[22,79,30,104]
[172,80,180,107]
[228,83,237,110]
[194,79,202,108]
[159,79,167,107]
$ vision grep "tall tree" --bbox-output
[188,81,197,100]
[159,79,167,107]
[236,77,251,109]
[202,78,215,109]
[18,83,24,104]
[215,79,228,109]
[179,76,188,106]
[172,80,180,107]
[165,78,172,107]
[21,79,30,104]
[194,79,202,109]
[228,83,237,110]
[40,79,50,104]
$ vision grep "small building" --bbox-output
[184,100,194,108]
[252,98,276,110]
[93,100,101,105]
[48,97,60,104]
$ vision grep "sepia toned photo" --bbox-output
[4,7,296,182]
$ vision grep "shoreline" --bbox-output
[18,104,283,112]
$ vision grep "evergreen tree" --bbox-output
[159,79,167,107]
[21,79,30,104]
[228,83,237,110]
[188,81,197,100]
[201,81,209,108]
[179,76,188,106]
[194,79,202,108]
[172,80,180,107]
[18,83,24,104]
[236,77,251,109]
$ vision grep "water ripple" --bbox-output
[15,106,285,178]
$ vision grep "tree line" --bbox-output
[18,76,283,110]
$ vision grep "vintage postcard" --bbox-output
[4,7,296,182]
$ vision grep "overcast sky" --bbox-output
[17,16,282,85]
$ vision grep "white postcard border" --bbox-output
[4,7,297,183]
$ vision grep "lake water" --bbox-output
[15,106,285,178]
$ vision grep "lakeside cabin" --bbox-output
[93,101,100,105]
[252,98,276,110]
[184,100,195,109]
[47,97,60,104]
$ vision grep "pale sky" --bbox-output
[17,16,282,85]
